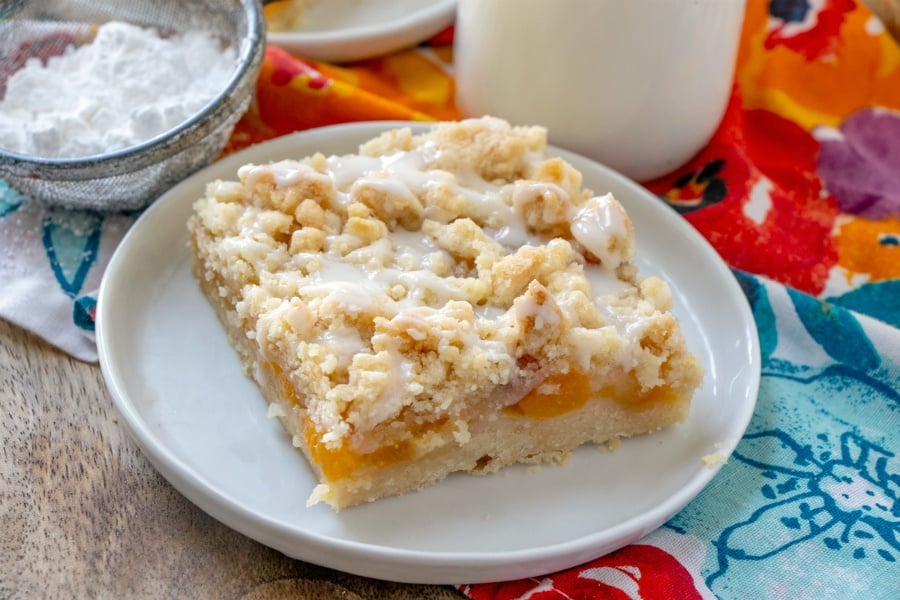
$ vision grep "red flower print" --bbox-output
[664,159,730,215]
[691,109,840,294]
[265,45,332,90]
[649,98,841,294]
[460,545,702,600]
[764,0,855,60]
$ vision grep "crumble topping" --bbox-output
[189,117,697,454]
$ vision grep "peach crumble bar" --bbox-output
[187,117,705,510]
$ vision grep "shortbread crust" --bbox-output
[188,117,704,510]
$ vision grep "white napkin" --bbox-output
[0,181,135,362]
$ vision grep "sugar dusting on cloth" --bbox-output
[0,21,236,158]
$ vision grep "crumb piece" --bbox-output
[267,403,287,418]
[702,453,728,467]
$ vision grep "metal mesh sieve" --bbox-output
[0,0,265,211]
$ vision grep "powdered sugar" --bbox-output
[0,21,236,158]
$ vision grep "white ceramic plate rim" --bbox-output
[266,0,457,63]
[97,121,760,584]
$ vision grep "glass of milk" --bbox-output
[454,0,746,181]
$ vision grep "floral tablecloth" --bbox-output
[1,1,897,597]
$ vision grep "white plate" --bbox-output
[97,122,760,585]
[266,0,456,62]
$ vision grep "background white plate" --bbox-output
[266,0,457,62]
[97,122,760,585]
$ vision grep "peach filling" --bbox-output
[507,371,592,419]
[304,418,413,481]
[273,362,683,480]
[508,369,683,419]
[265,363,394,480]
[596,370,682,409]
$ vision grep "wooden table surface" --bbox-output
[1,318,462,599]
[4,3,898,598]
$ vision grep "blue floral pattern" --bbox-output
[41,207,103,298]
[666,273,899,599]
[41,207,105,331]
[712,428,898,575]
[0,180,23,217]
[0,183,109,340]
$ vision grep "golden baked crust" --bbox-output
[188,117,704,510]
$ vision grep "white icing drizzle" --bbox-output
[235,137,647,386]
[570,193,630,269]
[326,154,383,190]
[511,181,568,214]
[515,292,562,331]
[350,175,419,208]
[583,263,631,297]
[314,325,367,361]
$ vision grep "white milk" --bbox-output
[454,0,746,181]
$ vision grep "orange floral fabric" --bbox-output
[225,39,459,153]
[644,0,900,324]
